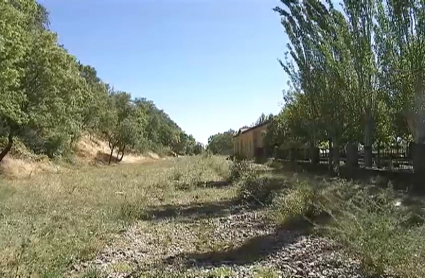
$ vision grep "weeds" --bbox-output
[253,266,280,278]
[270,180,323,226]
[2,155,425,277]
[237,174,283,205]
[81,267,106,278]
[269,176,425,277]
[228,159,255,182]
[0,156,232,277]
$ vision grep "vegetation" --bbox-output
[206,130,235,155]
[0,0,202,164]
[267,0,425,176]
[0,156,230,277]
[1,153,424,277]
[232,160,425,278]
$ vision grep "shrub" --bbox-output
[228,160,255,182]
[237,174,286,205]
[206,156,230,179]
[324,188,425,277]
[269,176,425,277]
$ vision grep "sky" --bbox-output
[38,0,288,145]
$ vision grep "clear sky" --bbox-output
[38,0,288,145]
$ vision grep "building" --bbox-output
[233,121,270,159]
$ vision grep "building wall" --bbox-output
[233,124,268,159]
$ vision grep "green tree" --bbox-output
[275,0,355,169]
[0,1,87,160]
[193,142,204,155]
[207,130,235,155]
[343,0,379,167]
[0,0,39,161]
[102,92,146,164]
[254,113,274,126]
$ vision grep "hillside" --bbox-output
[0,1,203,169]
[0,134,162,179]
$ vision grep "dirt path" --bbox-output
[69,201,365,278]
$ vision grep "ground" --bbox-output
[0,156,423,277]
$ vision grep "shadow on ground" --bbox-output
[163,222,314,268]
[140,199,263,222]
[161,211,332,267]
[196,180,231,188]
[175,180,232,190]
[96,151,119,164]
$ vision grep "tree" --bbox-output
[0,0,204,164]
[102,92,146,164]
[207,130,235,155]
[193,142,204,155]
[343,0,379,167]
[0,0,39,161]
[275,0,355,170]
[0,1,87,161]
[254,113,274,126]
[78,64,111,135]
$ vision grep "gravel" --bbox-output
[67,206,370,278]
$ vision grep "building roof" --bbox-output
[233,120,270,137]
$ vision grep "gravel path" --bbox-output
[68,205,367,278]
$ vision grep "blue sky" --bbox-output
[38,0,288,145]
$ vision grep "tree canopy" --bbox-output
[0,0,202,163]
[268,0,425,171]
[207,130,235,155]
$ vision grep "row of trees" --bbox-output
[265,0,425,175]
[0,0,203,163]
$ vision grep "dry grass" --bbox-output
[0,135,161,179]
[0,155,231,277]
[0,156,62,179]
[3,156,423,278]
[266,174,425,278]
[76,135,159,164]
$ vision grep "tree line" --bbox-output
[0,0,203,163]
[264,0,425,175]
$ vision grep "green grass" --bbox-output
[253,266,280,278]
[0,156,231,277]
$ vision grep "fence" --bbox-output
[273,144,413,172]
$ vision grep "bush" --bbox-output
[269,177,425,277]
[270,180,324,225]
[324,187,425,277]
[237,174,287,205]
[228,160,255,182]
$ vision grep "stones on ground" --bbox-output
[67,206,370,278]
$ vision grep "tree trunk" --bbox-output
[310,146,320,164]
[0,134,13,163]
[328,139,333,171]
[333,139,340,175]
[346,143,358,168]
[413,143,425,192]
[376,143,381,168]
[288,147,295,162]
[108,146,115,165]
[364,117,373,168]
[118,145,125,162]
